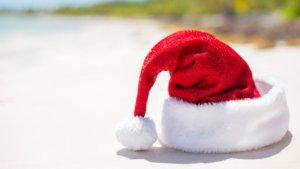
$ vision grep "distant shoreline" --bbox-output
[1,0,300,49]
[50,0,300,49]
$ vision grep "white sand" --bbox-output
[0,16,299,169]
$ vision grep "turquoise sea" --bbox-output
[0,0,143,10]
[0,0,144,36]
[0,15,82,37]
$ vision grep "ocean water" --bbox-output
[0,0,110,10]
[0,0,144,10]
[0,15,82,37]
[0,0,144,36]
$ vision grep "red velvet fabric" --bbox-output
[134,30,260,117]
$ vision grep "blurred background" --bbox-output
[1,0,300,48]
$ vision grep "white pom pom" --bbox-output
[115,116,157,151]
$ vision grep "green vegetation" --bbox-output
[54,0,221,18]
[54,0,300,20]
[281,1,300,20]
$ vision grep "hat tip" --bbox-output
[115,116,157,151]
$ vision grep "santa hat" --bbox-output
[115,30,289,153]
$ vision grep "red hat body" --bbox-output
[134,30,260,117]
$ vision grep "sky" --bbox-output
[0,0,143,10]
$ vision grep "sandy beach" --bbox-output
[0,15,299,169]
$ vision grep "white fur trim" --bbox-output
[158,75,289,153]
[115,116,157,150]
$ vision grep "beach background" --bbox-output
[0,0,300,169]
